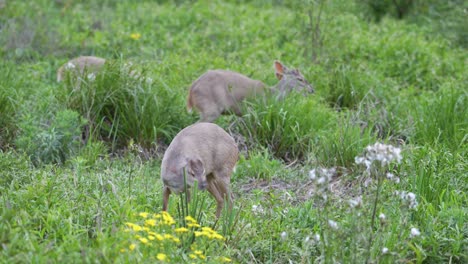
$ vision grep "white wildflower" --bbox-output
[317,176,327,185]
[348,196,362,208]
[410,227,421,238]
[252,205,264,215]
[87,73,96,81]
[65,62,76,69]
[280,231,288,241]
[355,143,403,171]
[314,233,320,242]
[304,236,310,243]
[379,213,386,221]
[382,247,389,254]
[328,220,339,230]
[309,169,317,180]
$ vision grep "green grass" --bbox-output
[0,0,467,263]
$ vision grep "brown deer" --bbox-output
[187,61,314,122]
[56,56,106,82]
[161,122,239,218]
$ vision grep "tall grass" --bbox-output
[57,59,193,150]
[235,93,337,161]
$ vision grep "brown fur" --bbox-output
[57,56,106,82]
[161,122,239,218]
[187,61,314,122]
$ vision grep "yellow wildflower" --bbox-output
[185,216,197,223]
[194,250,203,255]
[145,219,157,227]
[139,212,149,218]
[155,234,164,241]
[201,227,214,232]
[161,211,175,225]
[120,248,126,253]
[129,244,136,251]
[172,237,181,243]
[148,235,155,240]
[175,227,189,233]
[198,254,206,260]
[188,223,201,228]
[154,213,162,219]
[125,222,143,232]
[157,253,167,261]
[130,33,141,40]
[194,231,203,237]
[138,237,149,244]
[189,254,197,259]
[221,257,232,262]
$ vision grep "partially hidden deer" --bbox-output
[187,61,314,122]
[57,56,106,82]
[161,122,239,218]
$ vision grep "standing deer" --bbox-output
[187,61,314,122]
[57,56,106,82]
[161,122,239,218]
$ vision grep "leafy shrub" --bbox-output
[15,109,84,166]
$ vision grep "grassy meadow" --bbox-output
[0,0,467,263]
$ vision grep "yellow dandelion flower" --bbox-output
[185,216,197,223]
[198,254,206,260]
[125,222,143,232]
[156,253,167,261]
[212,233,225,240]
[145,219,157,227]
[154,213,162,219]
[172,237,181,243]
[163,234,174,240]
[130,33,141,40]
[129,244,136,251]
[155,234,164,241]
[201,227,214,233]
[120,248,126,253]
[188,223,201,228]
[138,237,149,244]
[175,227,189,233]
[148,235,155,240]
[189,254,197,259]
[194,250,203,255]
[194,231,203,237]
[161,212,175,225]
[148,231,157,236]
[139,212,149,218]
[221,257,232,262]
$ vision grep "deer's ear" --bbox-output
[274,61,285,80]
[188,159,205,178]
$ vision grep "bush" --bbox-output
[15,109,84,166]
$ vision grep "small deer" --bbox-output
[161,122,239,218]
[57,56,106,82]
[187,61,314,123]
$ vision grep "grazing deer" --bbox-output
[187,61,314,122]
[161,122,239,218]
[56,56,106,82]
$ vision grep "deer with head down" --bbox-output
[161,122,239,218]
[57,56,106,82]
[187,61,314,123]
